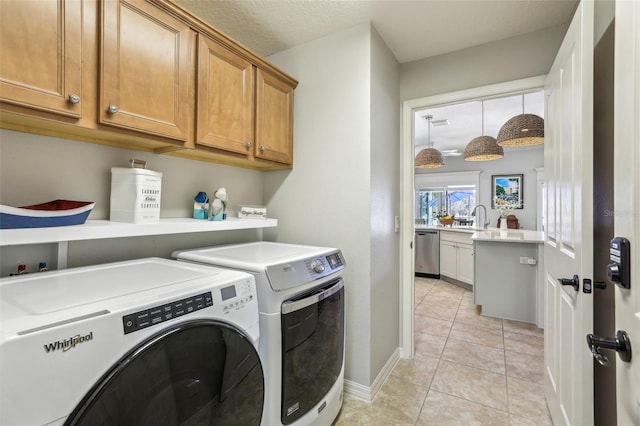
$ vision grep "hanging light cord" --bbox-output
[481,101,485,136]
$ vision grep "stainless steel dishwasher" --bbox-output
[415,230,439,278]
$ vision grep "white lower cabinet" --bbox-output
[439,231,474,286]
[439,241,458,278]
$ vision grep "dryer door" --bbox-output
[65,320,263,426]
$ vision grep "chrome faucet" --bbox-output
[471,204,490,230]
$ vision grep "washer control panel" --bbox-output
[221,280,255,313]
[123,292,213,334]
[122,280,257,334]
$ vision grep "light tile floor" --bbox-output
[334,277,551,425]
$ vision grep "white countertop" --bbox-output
[471,229,545,243]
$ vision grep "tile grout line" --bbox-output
[502,315,511,422]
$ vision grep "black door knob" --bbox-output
[558,274,579,291]
[586,330,632,366]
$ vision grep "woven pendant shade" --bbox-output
[415,148,445,168]
[464,136,504,161]
[497,113,544,146]
[415,114,445,168]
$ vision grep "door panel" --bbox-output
[457,246,474,285]
[439,242,457,278]
[196,34,255,155]
[544,275,558,389]
[543,2,594,425]
[255,69,294,165]
[0,0,82,117]
[100,0,193,142]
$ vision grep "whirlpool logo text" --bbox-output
[44,332,93,353]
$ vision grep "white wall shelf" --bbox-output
[0,218,278,247]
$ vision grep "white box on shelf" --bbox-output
[110,160,162,223]
[238,205,267,219]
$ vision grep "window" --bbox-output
[416,185,476,226]
[415,171,481,227]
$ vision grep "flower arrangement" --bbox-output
[435,210,454,226]
[436,210,452,219]
[494,198,522,218]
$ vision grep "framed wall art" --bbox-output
[491,174,523,208]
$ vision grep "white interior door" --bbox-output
[614,1,640,424]
[543,1,594,425]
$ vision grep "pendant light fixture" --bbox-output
[415,115,445,168]
[464,101,504,161]
[497,94,544,146]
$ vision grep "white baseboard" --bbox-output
[343,348,400,402]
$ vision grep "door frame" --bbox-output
[399,75,547,357]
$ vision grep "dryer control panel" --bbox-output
[266,250,346,291]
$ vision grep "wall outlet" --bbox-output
[520,257,537,265]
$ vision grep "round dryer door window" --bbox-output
[65,320,264,426]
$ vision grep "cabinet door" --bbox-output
[100,0,193,142]
[196,34,254,155]
[439,241,457,279]
[457,245,475,285]
[0,0,82,118]
[255,69,294,165]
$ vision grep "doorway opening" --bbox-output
[399,76,547,357]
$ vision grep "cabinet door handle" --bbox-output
[107,104,118,114]
[68,94,80,104]
[259,145,266,152]
[245,141,252,149]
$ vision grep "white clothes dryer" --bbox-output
[173,242,346,426]
[0,258,264,426]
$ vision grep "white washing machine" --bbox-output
[0,258,264,426]
[173,242,346,426]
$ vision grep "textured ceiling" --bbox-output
[175,0,578,63]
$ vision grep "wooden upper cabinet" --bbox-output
[0,0,82,118]
[255,69,294,165]
[100,0,194,143]
[196,34,254,156]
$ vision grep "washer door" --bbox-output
[65,320,263,426]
